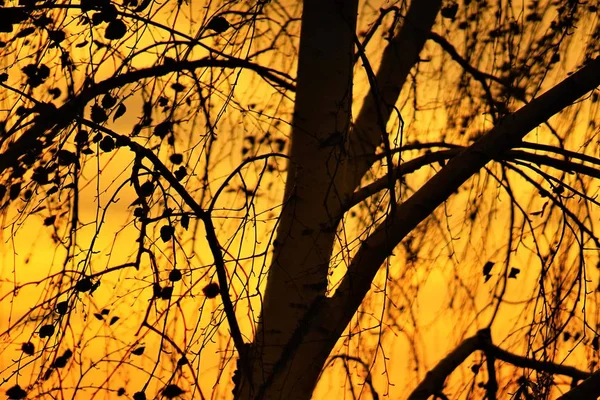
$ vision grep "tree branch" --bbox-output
[346,0,443,191]
[77,120,248,362]
[557,369,600,399]
[483,342,590,382]
[341,146,600,217]
[408,330,488,400]
[0,57,293,178]
[304,56,600,381]
[407,328,592,400]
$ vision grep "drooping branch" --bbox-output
[0,57,294,177]
[327,355,380,400]
[428,31,509,90]
[503,162,600,247]
[76,119,252,360]
[428,31,520,115]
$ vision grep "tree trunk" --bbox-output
[237,3,600,396]
[238,0,357,398]
[237,1,444,398]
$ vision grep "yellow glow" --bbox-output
[1,0,600,399]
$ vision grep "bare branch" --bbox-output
[315,56,600,372]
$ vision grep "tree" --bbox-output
[1,0,600,399]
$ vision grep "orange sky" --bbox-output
[2,1,600,399]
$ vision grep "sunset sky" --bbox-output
[1,0,600,399]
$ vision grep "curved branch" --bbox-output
[0,57,293,177]
[2,5,296,90]
[349,149,458,208]
[344,146,600,217]
[408,330,486,400]
[300,56,600,382]
[77,120,249,362]
[483,342,590,382]
[408,328,592,400]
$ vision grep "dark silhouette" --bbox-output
[1,0,600,399]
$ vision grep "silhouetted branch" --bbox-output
[315,55,600,380]
[0,57,293,178]
[343,146,600,216]
[408,328,592,400]
[78,120,248,360]
[327,355,379,400]
[557,369,600,399]
[408,330,486,400]
[482,342,590,382]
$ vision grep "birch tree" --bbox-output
[1,0,600,399]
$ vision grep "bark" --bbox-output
[558,369,600,399]
[346,0,443,191]
[248,55,600,398]
[238,0,358,398]
[238,1,444,398]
